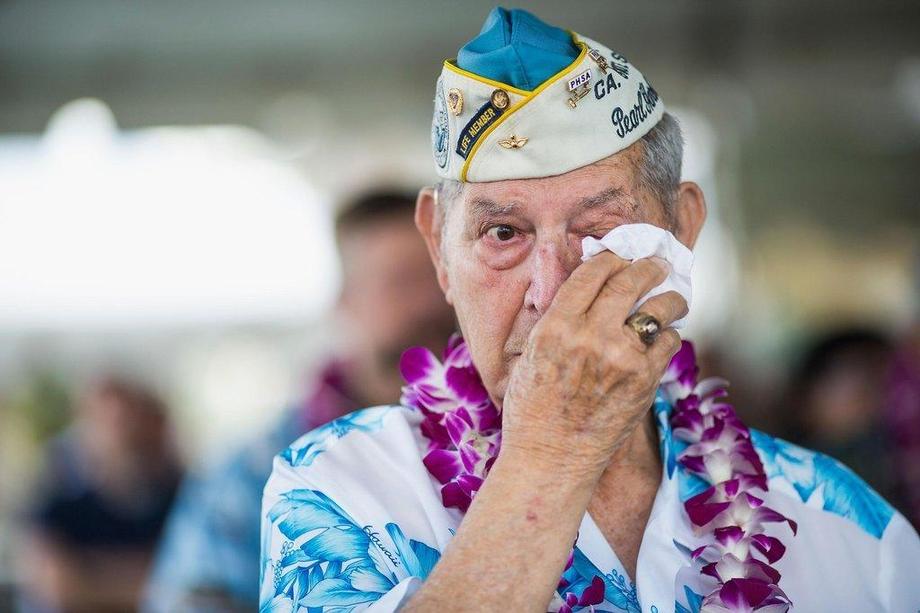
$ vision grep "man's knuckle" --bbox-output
[660,329,681,354]
[665,292,689,317]
[607,275,637,297]
[607,338,630,361]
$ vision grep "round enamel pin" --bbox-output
[490,88,510,110]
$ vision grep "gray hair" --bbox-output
[435,111,684,226]
[637,111,683,225]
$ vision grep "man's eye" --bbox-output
[486,225,517,241]
[584,229,612,240]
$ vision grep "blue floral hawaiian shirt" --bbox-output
[143,361,359,613]
[260,390,920,612]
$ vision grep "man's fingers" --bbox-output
[549,251,631,316]
[627,290,688,331]
[587,257,670,323]
[646,327,682,367]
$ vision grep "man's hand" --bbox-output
[502,252,688,476]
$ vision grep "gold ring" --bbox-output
[625,312,661,345]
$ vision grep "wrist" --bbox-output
[494,437,606,491]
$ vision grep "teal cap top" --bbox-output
[456,7,580,92]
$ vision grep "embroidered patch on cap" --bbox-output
[432,77,450,170]
[455,100,505,160]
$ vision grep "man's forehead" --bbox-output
[460,156,642,219]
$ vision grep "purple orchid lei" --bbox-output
[400,334,796,612]
[660,343,796,612]
[399,334,502,512]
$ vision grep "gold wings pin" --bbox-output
[498,135,528,149]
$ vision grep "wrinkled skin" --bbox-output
[417,146,706,468]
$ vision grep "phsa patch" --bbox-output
[567,69,592,91]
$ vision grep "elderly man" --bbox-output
[260,9,920,612]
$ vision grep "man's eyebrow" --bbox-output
[468,197,519,217]
[577,186,638,214]
[468,188,636,218]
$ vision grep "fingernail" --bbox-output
[651,256,669,272]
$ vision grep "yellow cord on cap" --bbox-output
[443,60,531,97]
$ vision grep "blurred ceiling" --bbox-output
[1,0,919,236]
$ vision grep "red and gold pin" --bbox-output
[447,88,463,116]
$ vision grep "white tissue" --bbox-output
[580,223,693,328]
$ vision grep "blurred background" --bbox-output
[1,1,918,610]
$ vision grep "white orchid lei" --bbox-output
[400,335,796,612]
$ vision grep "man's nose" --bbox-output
[523,241,581,315]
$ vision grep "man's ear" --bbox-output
[415,186,453,305]
[673,181,707,250]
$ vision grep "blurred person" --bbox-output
[887,322,920,529]
[18,377,182,613]
[260,8,920,612]
[142,190,456,612]
[779,328,901,508]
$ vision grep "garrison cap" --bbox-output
[431,7,663,182]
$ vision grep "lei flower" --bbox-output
[661,343,795,612]
[400,334,796,612]
[399,334,501,512]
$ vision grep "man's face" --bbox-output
[437,147,675,407]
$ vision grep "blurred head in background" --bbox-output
[74,377,181,501]
[787,329,893,446]
[335,189,457,406]
[20,376,181,613]
[780,328,899,504]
